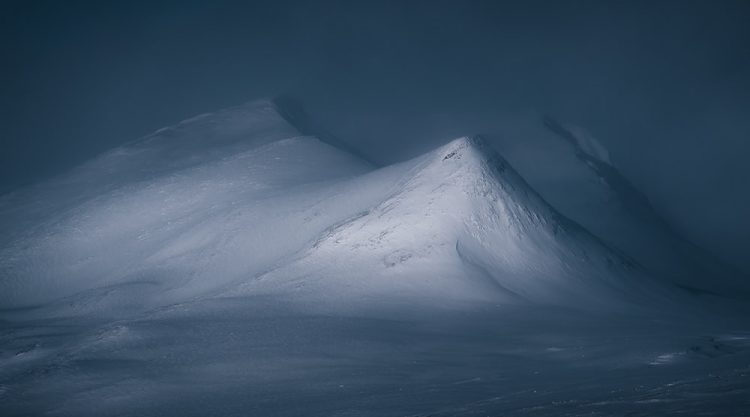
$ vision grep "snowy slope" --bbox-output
[230,136,666,311]
[0,101,376,313]
[0,101,677,317]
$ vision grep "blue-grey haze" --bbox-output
[1,0,749,271]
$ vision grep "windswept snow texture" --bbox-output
[1,101,748,416]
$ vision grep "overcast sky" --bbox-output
[1,0,749,272]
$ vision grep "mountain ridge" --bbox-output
[540,115,748,295]
[0,101,716,319]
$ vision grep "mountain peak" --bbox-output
[427,136,506,178]
[425,135,516,194]
[437,136,487,161]
[230,132,657,310]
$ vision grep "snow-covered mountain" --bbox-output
[0,100,682,318]
[2,100,748,417]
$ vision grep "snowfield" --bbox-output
[1,100,748,416]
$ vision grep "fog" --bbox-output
[2,0,749,271]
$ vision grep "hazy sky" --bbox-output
[1,0,749,271]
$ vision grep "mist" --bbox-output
[3,3,750,415]
[2,1,749,266]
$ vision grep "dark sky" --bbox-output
[1,0,749,272]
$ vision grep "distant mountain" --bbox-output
[486,115,747,296]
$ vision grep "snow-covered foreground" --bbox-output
[1,100,748,416]
[2,300,749,416]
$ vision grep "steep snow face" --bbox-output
[231,137,662,311]
[0,101,375,313]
